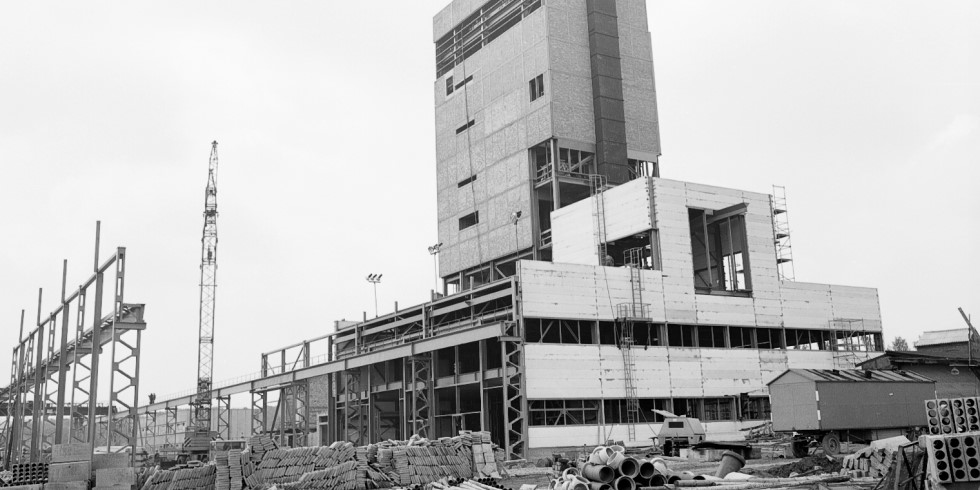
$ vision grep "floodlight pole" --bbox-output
[427,243,442,294]
[366,274,382,317]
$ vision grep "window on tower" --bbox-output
[459,211,479,230]
[688,204,752,295]
[529,74,544,102]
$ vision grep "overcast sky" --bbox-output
[1,1,977,404]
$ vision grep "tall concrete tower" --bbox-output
[433,0,661,291]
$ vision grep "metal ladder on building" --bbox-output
[590,175,608,265]
[619,247,647,442]
[770,185,795,281]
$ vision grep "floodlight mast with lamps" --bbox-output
[427,243,443,294]
[366,273,382,317]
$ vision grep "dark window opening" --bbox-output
[446,76,454,96]
[689,205,752,295]
[741,396,771,421]
[630,322,662,347]
[729,326,754,348]
[530,399,599,426]
[697,325,728,348]
[628,158,660,179]
[671,398,700,418]
[456,120,476,134]
[455,75,473,90]
[458,174,477,187]
[529,74,544,101]
[667,324,695,347]
[756,328,784,349]
[703,398,734,421]
[598,321,617,345]
[459,211,479,230]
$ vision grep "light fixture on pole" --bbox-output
[427,242,443,293]
[510,210,522,252]
[366,273,382,317]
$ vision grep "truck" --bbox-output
[767,368,935,457]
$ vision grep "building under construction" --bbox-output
[4,0,887,466]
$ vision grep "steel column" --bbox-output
[250,390,267,436]
[216,395,231,440]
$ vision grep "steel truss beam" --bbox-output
[408,354,432,439]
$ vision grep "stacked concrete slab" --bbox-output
[47,443,92,490]
[93,453,134,490]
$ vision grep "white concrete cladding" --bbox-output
[542,177,883,330]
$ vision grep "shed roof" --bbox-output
[915,329,971,347]
[767,368,933,386]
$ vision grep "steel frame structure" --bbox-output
[1,226,147,468]
[194,141,220,435]
[137,278,526,458]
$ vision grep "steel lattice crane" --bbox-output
[191,141,219,452]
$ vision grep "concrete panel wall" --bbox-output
[530,420,754,448]
[523,344,878,401]
[531,178,883,331]
[435,7,550,276]
[616,0,660,157]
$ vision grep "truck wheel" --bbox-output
[792,440,809,458]
[821,432,841,455]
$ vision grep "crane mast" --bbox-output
[194,141,219,434]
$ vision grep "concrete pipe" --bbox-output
[638,459,656,480]
[714,451,746,478]
[617,457,640,479]
[612,475,635,490]
[648,473,667,487]
[563,467,582,479]
[588,483,611,490]
[582,464,615,484]
[565,479,590,490]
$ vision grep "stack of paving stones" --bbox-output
[140,465,216,490]
[840,447,897,479]
[235,432,498,490]
[47,443,91,490]
[93,452,135,490]
[216,452,231,490]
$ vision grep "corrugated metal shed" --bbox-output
[768,368,933,385]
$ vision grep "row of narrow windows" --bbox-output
[524,319,883,351]
[435,0,543,77]
[529,397,772,426]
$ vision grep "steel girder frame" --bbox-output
[501,319,527,460]
[408,354,432,439]
[343,369,365,445]
[216,395,231,440]
[250,390,268,437]
[164,407,178,453]
[282,382,309,447]
[105,249,144,467]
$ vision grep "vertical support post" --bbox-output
[69,284,90,444]
[550,138,561,209]
[216,395,231,440]
[251,391,267,436]
[30,289,45,461]
[106,249,143,467]
[409,354,432,438]
[164,407,178,452]
[55,261,71,445]
[501,281,527,459]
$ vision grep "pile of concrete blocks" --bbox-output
[923,433,980,486]
[47,443,91,490]
[245,443,358,488]
[925,397,980,435]
[461,432,499,479]
[840,447,896,479]
[290,460,359,490]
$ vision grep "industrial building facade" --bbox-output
[138,0,886,461]
[302,0,884,459]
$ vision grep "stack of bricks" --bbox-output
[47,443,91,490]
[840,447,896,479]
